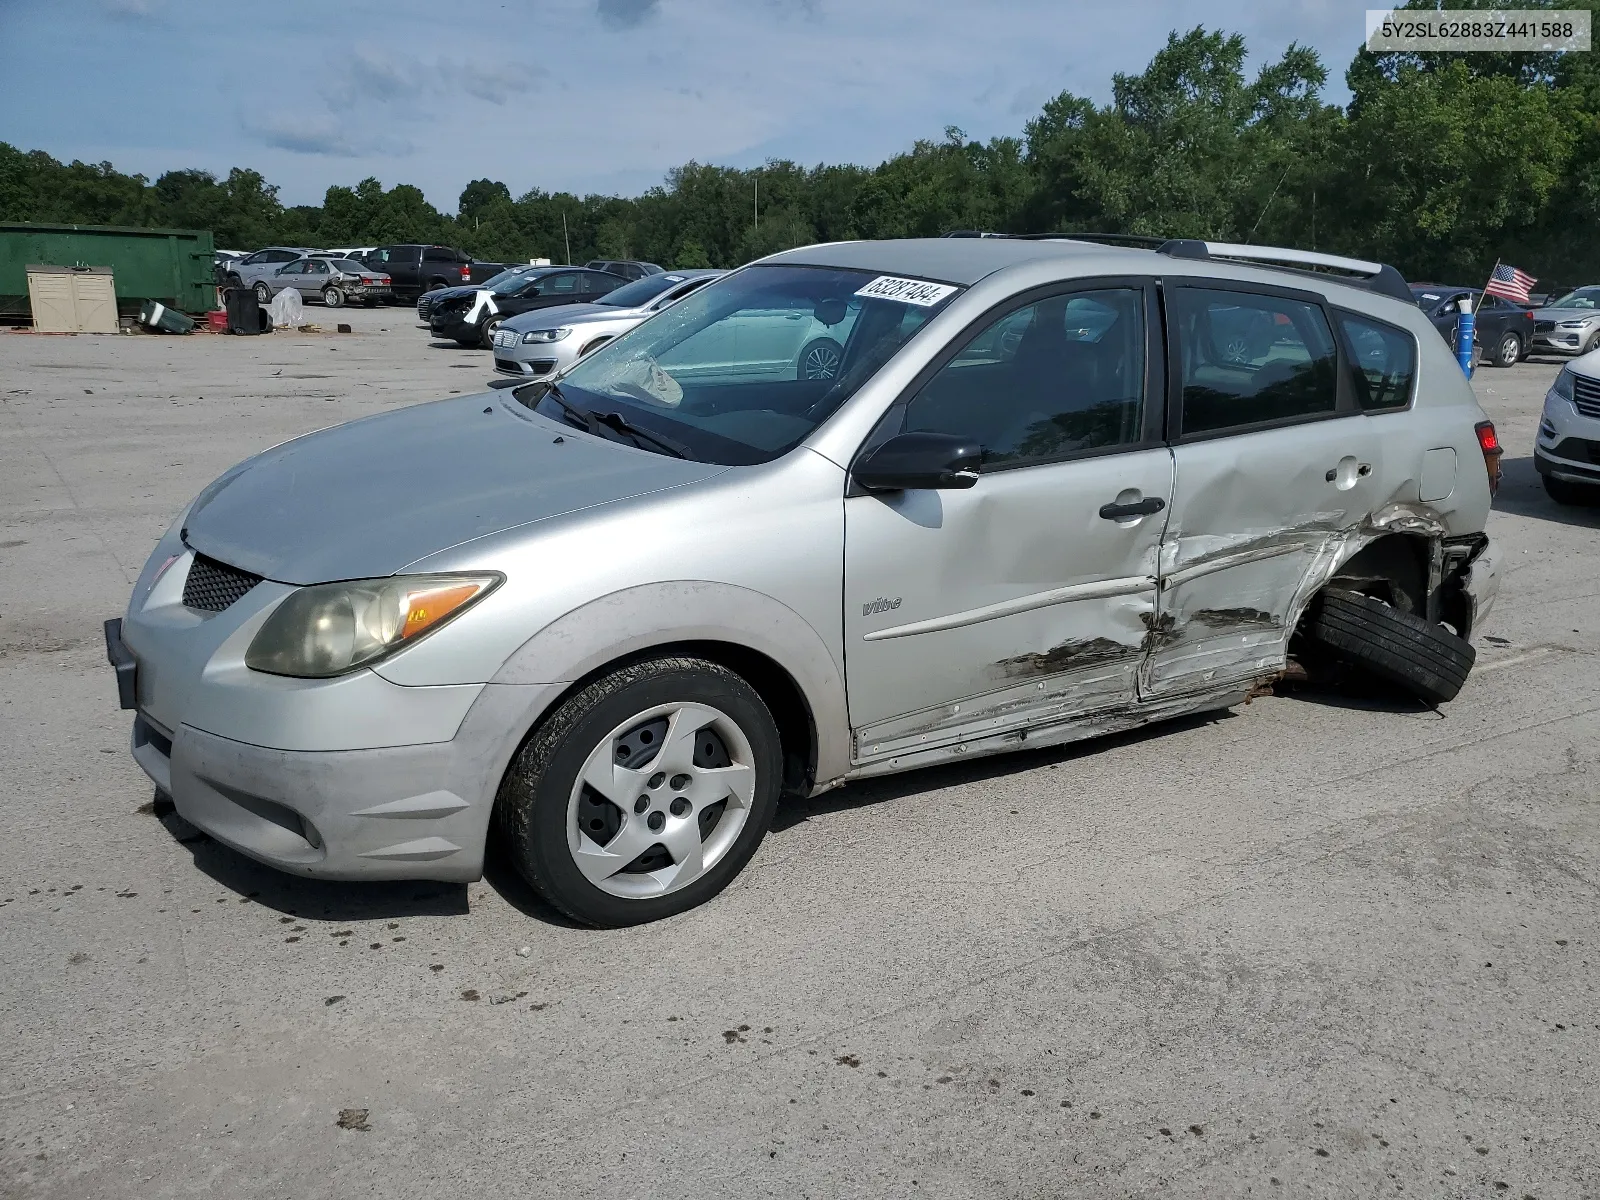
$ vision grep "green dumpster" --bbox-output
[0,222,216,320]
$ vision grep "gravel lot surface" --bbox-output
[2,311,1597,1198]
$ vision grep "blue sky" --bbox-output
[0,0,1371,211]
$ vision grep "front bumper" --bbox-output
[430,314,476,340]
[1533,325,1594,354]
[112,537,559,881]
[1534,389,1600,482]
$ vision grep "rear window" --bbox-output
[1339,312,1415,412]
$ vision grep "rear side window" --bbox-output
[1339,312,1415,412]
[1171,288,1339,435]
[423,247,455,262]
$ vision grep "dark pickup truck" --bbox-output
[360,245,516,303]
[1410,284,1534,369]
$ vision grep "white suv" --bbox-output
[1535,351,1600,504]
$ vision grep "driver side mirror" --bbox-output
[854,432,982,492]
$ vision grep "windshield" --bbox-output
[598,273,691,308]
[526,264,960,465]
[481,267,537,293]
[1550,287,1600,309]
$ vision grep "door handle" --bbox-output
[1098,496,1165,520]
[1325,463,1373,482]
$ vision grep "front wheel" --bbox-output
[1489,332,1520,368]
[497,657,782,927]
[797,336,844,380]
[253,281,271,303]
[480,317,502,349]
[322,285,345,308]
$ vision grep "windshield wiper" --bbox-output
[593,411,690,459]
[517,383,689,458]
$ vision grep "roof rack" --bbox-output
[939,229,1413,302]
[1154,239,1413,302]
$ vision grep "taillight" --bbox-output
[1475,420,1503,496]
[381,276,391,285]
[460,264,470,281]
[1523,310,1534,319]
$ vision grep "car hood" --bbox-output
[182,393,725,585]
[500,302,613,331]
[1533,308,1600,322]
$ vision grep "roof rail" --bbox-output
[1156,239,1413,302]
[939,229,1412,302]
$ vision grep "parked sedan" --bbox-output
[1532,286,1600,356]
[227,248,326,300]
[1410,285,1534,367]
[417,265,547,324]
[429,266,626,348]
[492,270,723,379]
[263,258,393,308]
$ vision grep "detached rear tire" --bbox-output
[1305,588,1475,704]
[497,656,782,927]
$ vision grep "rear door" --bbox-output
[1144,281,1386,698]
[843,281,1171,761]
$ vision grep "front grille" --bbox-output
[1535,320,1554,333]
[182,553,263,613]
[493,328,518,348]
[1573,373,1600,419]
[417,295,434,320]
[1549,438,1600,464]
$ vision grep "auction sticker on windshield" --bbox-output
[854,276,959,306]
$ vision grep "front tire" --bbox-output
[1304,588,1475,705]
[1490,332,1520,368]
[797,336,844,380]
[253,281,271,303]
[497,657,782,927]
[322,285,345,308]
[480,317,502,349]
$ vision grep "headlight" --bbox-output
[1557,319,1592,329]
[1553,366,1574,402]
[522,327,571,343]
[245,573,501,678]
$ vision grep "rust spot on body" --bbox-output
[1189,607,1279,629]
[994,637,1134,678]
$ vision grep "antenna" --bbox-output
[562,212,571,265]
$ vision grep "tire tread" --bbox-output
[1305,588,1475,704]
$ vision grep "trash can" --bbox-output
[223,286,270,335]
[139,299,195,334]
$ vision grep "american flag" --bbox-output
[1483,263,1536,305]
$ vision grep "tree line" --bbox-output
[4,3,1599,289]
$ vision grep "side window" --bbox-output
[307,260,329,275]
[1339,313,1415,412]
[585,272,621,295]
[541,273,581,295]
[422,247,454,262]
[278,261,303,275]
[1171,288,1339,436]
[243,252,266,266]
[901,287,1147,468]
[269,250,297,263]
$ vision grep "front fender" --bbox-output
[488,580,852,785]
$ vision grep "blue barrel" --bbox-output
[1455,303,1475,377]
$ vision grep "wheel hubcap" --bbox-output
[803,344,841,379]
[566,702,756,899]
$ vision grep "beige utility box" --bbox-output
[26,265,118,333]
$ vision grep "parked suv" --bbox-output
[108,237,1502,927]
[585,259,664,281]
[1535,350,1600,504]
[1531,285,1600,356]
[225,248,324,300]
[1410,284,1533,367]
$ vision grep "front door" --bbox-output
[1144,282,1386,697]
[844,282,1171,764]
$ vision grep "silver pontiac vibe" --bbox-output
[111,237,1503,926]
